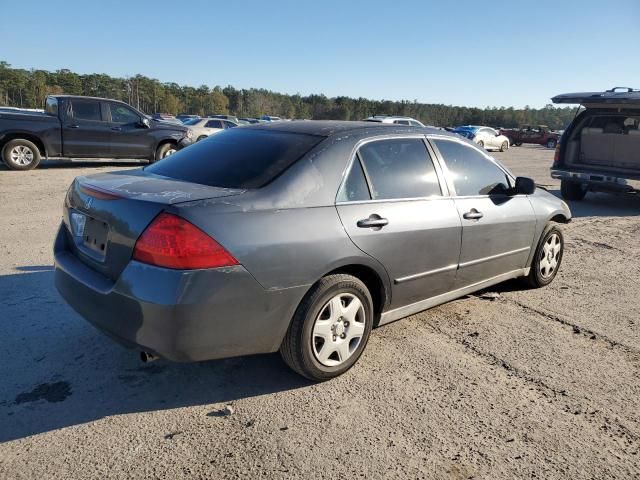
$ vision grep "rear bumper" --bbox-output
[551,168,640,193]
[53,224,305,362]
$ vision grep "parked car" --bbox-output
[151,113,182,125]
[550,87,640,200]
[0,96,194,170]
[54,121,570,381]
[240,117,261,124]
[500,125,560,148]
[183,117,239,141]
[452,126,510,151]
[364,115,425,127]
[176,114,200,123]
[210,114,240,123]
[260,115,282,122]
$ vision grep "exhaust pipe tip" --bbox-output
[140,351,158,363]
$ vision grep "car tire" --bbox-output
[477,140,485,148]
[560,180,587,201]
[280,274,374,381]
[155,142,177,161]
[546,139,557,149]
[524,225,564,288]
[500,141,508,152]
[2,139,41,170]
[514,142,523,147]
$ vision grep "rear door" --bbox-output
[62,99,112,157]
[430,137,536,289]
[107,102,153,158]
[336,136,462,309]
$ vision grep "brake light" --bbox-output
[133,213,238,269]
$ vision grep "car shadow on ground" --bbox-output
[0,268,311,443]
[546,188,640,218]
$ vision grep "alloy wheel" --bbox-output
[10,145,34,166]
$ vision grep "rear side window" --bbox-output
[146,128,324,189]
[358,138,441,199]
[205,120,223,128]
[433,139,510,196]
[337,157,371,202]
[71,100,102,121]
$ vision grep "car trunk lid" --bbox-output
[64,169,245,280]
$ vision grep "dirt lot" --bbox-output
[1,146,639,479]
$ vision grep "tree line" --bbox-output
[0,61,576,129]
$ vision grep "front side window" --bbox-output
[71,100,102,121]
[337,157,371,202]
[394,120,410,125]
[358,138,441,200]
[110,104,140,124]
[433,139,510,196]
[223,121,237,129]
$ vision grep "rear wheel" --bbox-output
[524,225,564,288]
[500,141,508,152]
[477,140,485,148]
[546,138,557,149]
[280,274,373,381]
[514,142,523,147]
[2,139,41,170]
[560,180,587,201]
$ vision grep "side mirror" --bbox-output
[514,177,536,195]
[140,117,150,128]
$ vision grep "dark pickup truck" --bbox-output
[0,95,194,170]
[499,125,560,149]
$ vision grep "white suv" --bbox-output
[364,115,425,127]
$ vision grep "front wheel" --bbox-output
[477,140,485,149]
[155,143,177,161]
[2,139,41,170]
[560,180,587,201]
[524,225,564,288]
[500,141,509,152]
[546,138,557,149]
[280,274,373,381]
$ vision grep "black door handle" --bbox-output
[110,126,122,131]
[357,214,389,229]
[67,124,80,129]
[463,209,484,220]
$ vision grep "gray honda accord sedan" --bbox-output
[54,121,571,381]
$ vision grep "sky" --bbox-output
[1,0,638,108]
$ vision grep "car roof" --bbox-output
[552,88,640,105]
[242,120,451,138]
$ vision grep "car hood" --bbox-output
[552,89,640,106]
[149,118,188,131]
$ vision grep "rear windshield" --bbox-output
[146,128,324,189]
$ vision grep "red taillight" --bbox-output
[133,213,238,270]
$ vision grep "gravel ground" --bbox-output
[1,146,639,479]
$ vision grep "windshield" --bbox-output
[146,128,324,189]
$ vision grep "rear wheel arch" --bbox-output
[323,263,389,327]
[0,133,47,158]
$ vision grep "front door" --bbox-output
[107,102,153,158]
[430,137,536,288]
[336,137,462,309]
[62,99,112,158]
